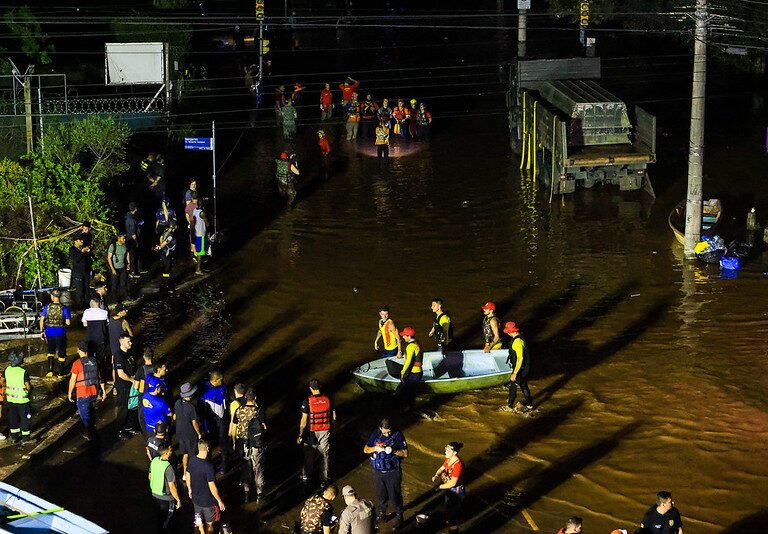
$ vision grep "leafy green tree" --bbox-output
[44,116,131,181]
[0,116,132,287]
[4,6,55,66]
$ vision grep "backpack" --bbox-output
[246,409,265,449]
[235,405,258,440]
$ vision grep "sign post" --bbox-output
[183,123,217,236]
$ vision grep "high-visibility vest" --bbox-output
[379,319,397,351]
[4,366,29,404]
[149,457,171,497]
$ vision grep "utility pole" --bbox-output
[517,0,529,58]
[683,0,707,258]
[37,81,44,154]
[23,75,33,153]
[256,0,265,80]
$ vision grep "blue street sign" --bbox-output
[184,137,213,151]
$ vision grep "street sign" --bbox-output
[184,137,213,151]
[518,0,531,8]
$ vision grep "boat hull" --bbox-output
[353,349,513,394]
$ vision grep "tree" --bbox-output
[4,6,55,66]
[44,116,132,181]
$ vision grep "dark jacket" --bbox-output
[69,246,92,276]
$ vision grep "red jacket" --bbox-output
[318,138,330,156]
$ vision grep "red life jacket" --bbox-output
[308,395,331,431]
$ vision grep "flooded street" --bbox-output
[6,9,768,533]
[14,101,768,533]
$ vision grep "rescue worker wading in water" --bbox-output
[375,119,390,163]
[396,327,422,410]
[501,322,534,413]
[391,99,409,138]
[481,302,502,352]
[275,152,300,207]
[374,306,402,359]
[428,298,452,353]
[298,379,336,485]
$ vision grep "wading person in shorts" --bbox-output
[192,201,209,275]
[174,382,202,479]
[187,439,227,534]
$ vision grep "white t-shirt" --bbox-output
[193,208,206,237]
[82,307,109,325]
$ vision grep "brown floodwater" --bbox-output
[9,102,768,533]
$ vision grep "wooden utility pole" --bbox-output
[683,0,707,258]
[23,75,33,153]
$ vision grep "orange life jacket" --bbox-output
[308,395,331,431]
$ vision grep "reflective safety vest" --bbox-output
[4,366,29,404]
[140,159,151,172]
[300,495,331,532]
[392,106,409,121]
[149,457,171,497]
[433,312,453,344]
[375,126,390,146]
[346,102,360,122]
[402,340,422,376]
[43,303,65,329]
[417,111,432,126]
[362,101,377,119]
[308,395,331,431]
[378,319,398,351]
[76,356,99,387]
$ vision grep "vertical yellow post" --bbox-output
[532,101,537,180]
[519,92,527,169]
[550,116,556,204]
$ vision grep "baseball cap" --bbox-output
[400,327,415,337]
[481,302,495,311]
[342,485,356,497]
[503,321,519,334]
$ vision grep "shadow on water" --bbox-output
[398,399,584,531]
[463,421,642,532]
[722,509,768,533]
[533,298,672,406]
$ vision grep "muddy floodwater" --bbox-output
[11,100,768,533]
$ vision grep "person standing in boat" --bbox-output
[501,322,533,414]
[481,302,502,352]
[428,298,452,353]
[374,306,401,359]
[395,327,422,409]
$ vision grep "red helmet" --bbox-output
[280,152,289,159]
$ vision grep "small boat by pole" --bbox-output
[353,349,513,394]
[668,198,723,246]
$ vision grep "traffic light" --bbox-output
[579,1,589,27]
[262,39,270,54]
[255,0,265,21]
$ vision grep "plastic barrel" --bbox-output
[57,268,72,288]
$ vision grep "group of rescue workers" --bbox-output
[376,298,534,414]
